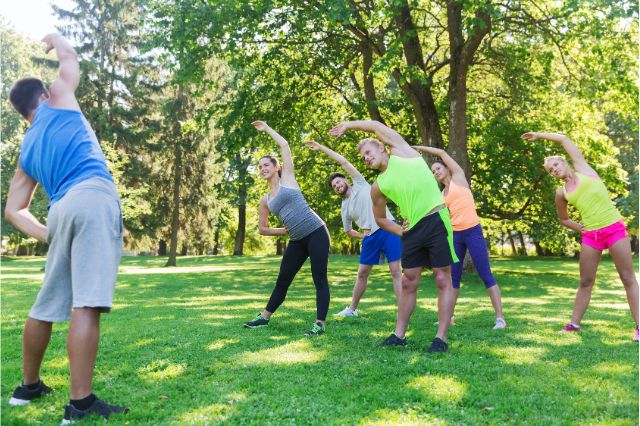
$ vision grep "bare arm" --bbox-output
[346,229,369,240]
[4,165,48,242]
[412,145,467,185]
[252,121,298,188]
[42,33,80,111]
[305,140,363,180]
[329,120,417,157]
[258,196,287,236]
[371,182,404,237]
[521,132,595,175]
[555,188,584,232]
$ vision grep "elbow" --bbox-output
[4,207,16,225]
[258,226,267,235]
[374,217,385,227]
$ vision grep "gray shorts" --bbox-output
[29,178,123,322]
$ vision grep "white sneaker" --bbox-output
[334,306,358,317]
[434,315,455,326]
[493,318,507,330]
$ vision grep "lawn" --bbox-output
[1,255,638,425]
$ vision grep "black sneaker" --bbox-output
[304,321,325,336]
[379,333,407,347]
[9,380,52,406]
[62,397,129,424]
[244,313,269,328]
[427,337,448,353]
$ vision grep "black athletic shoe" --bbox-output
[379,333,407,347]
[8,380,52,406]
[304,321,325,336]
[61,397,129,424]
[244,313,269,328]
[427,337,448,353]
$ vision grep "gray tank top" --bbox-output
[267,185,324,241]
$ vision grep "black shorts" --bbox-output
[401,210,456,269]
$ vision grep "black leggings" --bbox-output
[266,226,330,321]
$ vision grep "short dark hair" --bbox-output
[9,78,48,119]
[327,172,346,188]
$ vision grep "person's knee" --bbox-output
[579,276,596,289]
[402,274,419,292]
[433,269,452,290]
[389,264,402,281]
[619,271,638,288]
[357,268,371,282]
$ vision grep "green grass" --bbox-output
[1,255,638,425]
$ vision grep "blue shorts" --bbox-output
[360,228,402,265]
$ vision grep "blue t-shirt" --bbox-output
[19,101,113,206]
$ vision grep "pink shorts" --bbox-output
[581,220,627,251]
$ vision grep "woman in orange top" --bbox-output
[413,146,506,329]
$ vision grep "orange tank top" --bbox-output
[443,180,480,231]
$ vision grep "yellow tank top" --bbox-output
[563,172,621,231]
[443,180,480,231]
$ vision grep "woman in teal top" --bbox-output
[523,132,638,341]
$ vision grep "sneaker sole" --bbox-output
[243,324,268,328]
[61,419,73,425]
[9,397,31,406]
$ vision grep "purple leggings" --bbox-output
[451,224,497,289]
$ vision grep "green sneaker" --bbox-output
[244,313,269,328]
[304,321,325,336]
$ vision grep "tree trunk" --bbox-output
[165,86,185,267]
[213,228,220,255]
[447,1,491,180]
[180,244,188,256]
[233,163,247,256]
[276,239,286,255]
[361,40,385,124]
[517,231,527,256]
[393,1,444,148]
[158,239,167,256]
[507,230,517,256]
[462,250,475,272]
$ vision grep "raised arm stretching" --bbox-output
[521,132,595,175]
[42,33,81,111]
[252,121,299,188]
[412,145,467,186]
[305,140,362,180]
[329,120,418,158]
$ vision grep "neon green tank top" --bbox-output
[563,172,621,231]
[377,155,444,230]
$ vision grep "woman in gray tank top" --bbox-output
[243,121,330,336]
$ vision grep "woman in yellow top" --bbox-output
[522,132,638,341]
[413,146,506,330]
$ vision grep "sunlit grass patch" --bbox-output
[408,375,467,403]
[236,340,325,365]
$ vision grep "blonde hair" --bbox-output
[357,137,385,152]
[543,155,568,172]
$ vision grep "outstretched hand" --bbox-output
[304,140,321,150]
[41,33,59,54]
[329,122,349,137]
[521,132,539,142]
[251,120,269,132]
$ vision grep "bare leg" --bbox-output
[348,264,373,311]
[67,308,101,400]
[433,266,455,341]
[387,260,403,304]
[23,317,53,385]
[451,288,460,317]
[570,244,602,325]
[394,267,422,338]
[608,237,639,325]
[487,285,504,319]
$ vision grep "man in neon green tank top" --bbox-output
[523,131,639,341]
[330,120,458,353]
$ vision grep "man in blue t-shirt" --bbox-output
[5,33,128,423]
